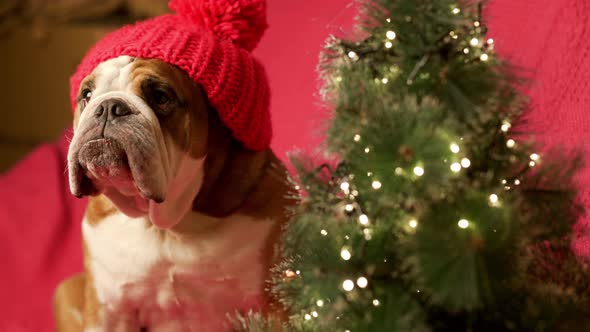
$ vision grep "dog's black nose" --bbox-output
[95,99,132,118]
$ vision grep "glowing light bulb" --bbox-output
[359,214,369,225]
[340,182,350,191]
[394,167,404,175]
[506,139,516,148]
[373,299,380,306]
[514,179,521,185]
[311,311,318,318]
[347,51,358,59]
[386,30,397,40]
[458,219,469,229]
[304,314,311,320]
[381,77,389,84]
[474,21,480,27]
[501,121,511,132]
[480,53,489,61]
[342,279,355,291]
[463,48,470,54]
[452,7,460,14]
[340,248,352,261]
[461,158,471,168]
[353,134,361,142]
[450,163,462,173]
[487,38,494,44]
[529,161,536,167]
[365,147,371,153]
[356,277,368,288]
[470,38,479,46]
[385,41,393,49]
[409,219,418,228]
[320,229,328,236]
[450,143,460,153]
[372,181,382,189]
[316,300,324,307]
[489,194,499,205]
[530,153,540,161]
[413,166,425,177]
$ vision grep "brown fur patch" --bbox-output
[129,59,209,159]
[85,195,117,226]
[53,273,85,332]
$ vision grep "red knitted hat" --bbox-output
[70,0,271,151]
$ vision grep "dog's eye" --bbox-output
[82,89,92,101]
[80,89,92,110]
[152,89,171,105]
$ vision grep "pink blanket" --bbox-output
[2,0,590,330]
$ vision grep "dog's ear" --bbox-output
[192,108,272,218]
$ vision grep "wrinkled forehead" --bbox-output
[79,55,195,98]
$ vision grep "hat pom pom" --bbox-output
[169,0,268,52]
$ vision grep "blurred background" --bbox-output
[0,0,357,172]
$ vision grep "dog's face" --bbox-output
[68,55,209,228]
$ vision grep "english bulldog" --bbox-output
[53,55,295,331]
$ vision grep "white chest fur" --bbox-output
[82,211,276,331]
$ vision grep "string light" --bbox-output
[335,76,342,82]
[345,204,354,212]
[474,21,480,27]
[470,38,479,46]
[381,77,389,84]
[385,41,393,49]
[321,229,328,236]
[312,311,319,318]
[450,163,462,173]
[372,180,382,189]
[386,30,397,40]
[409,219,418,228]
[489,194,499,205]
[363,228,373,240]
[373,299,380,306]
[341,247,352,261]
[413,166,425,177]
[452,7,460,14]
[395,167,404,175]
[487,38,494,44]
[506,139,516,148]
[347,51,358,60]
[501,121,511,132]
[480,53,489,61]
[359,214,370,225]
[461,158,471,168]
[353,134,361,142]
[352,190,359,196]
[357,277,368,288]
[316,300,324,307]
[530,153,540,161]
[450,143,460,153]
[458,219,470,229]
[340,182,350,191]
[342,279,355,291]
[514,179,521,185]
[529,161,536,167]
[365,147,371,153]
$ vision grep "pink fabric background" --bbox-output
[1,0,589,330]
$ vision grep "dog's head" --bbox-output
[68,55,259,228]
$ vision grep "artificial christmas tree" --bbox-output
[236,0,590,331]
